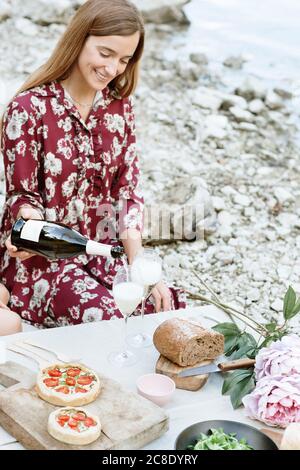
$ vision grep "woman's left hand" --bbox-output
[150,280,172,313]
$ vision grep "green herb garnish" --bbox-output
[187,428,254,450]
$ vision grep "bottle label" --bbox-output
[20,220,49,243]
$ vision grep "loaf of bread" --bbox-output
[153,318,224,367]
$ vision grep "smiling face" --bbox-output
[75,32,140,91]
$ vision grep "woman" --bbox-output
[0,0,185,328]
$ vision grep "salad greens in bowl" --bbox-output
[175,420,278,451]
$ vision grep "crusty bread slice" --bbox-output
[153,318,224,367]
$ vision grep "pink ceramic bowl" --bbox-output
[136,373,175,406]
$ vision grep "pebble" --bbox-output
[211,196,226,212]
[223,55,246,69]
[248,99,265,114]
[0,1,11,20]
[274,187,295,205]
[271,299,283,312]
[190,52,208,65]
[14,18,38,37]
[246,288,261,302]
[233,193,251,207]
[265,90,284,110]
[229,106,254,123]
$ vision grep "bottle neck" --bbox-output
[85,240,112,257]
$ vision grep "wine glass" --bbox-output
[108,265,144,367]
[127,248,162,348]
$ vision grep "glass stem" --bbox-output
[141,297,146,323]
[140,286,149,333]
[123,316,129,357]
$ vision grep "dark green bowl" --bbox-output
[175,420,278,450]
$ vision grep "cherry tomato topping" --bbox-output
[68,419,78,429]
[48,369,62,377]
[56,386,69,394]
[77,376,93,385]
[57,414,70,423]
[66,377,76,386]
[43,378,59,388]
[75,387,88,393]
[67,368,81,377]
[84,417,96,427]
[73,412,86,421]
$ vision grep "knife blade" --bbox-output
[178,358,255,377]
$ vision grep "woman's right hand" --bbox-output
[5,206,43,261]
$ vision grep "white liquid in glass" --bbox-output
[131,258,162,287]
[113,282,144,316]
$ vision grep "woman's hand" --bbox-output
[150,280,172,313]
[5,206,43,261]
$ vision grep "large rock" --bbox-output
[11,0,74,24]
[192,87,223,111]
[133,0,190,24]
[143,176,217,243]
[235,77,267,101]
[9,0,190,26]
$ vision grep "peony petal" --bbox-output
[279,397,293,407]
[266,404,279,417]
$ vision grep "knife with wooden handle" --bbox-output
[178,358,255,377]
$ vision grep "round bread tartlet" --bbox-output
[48,407,101,445]
[36,363,101,406]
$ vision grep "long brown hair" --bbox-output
[17,0,145,98]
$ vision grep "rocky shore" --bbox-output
[0,0,300,330]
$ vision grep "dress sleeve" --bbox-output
[1,99,44,220]
[111,97,144,234]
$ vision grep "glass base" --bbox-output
[108,349,138,367]
[126,332,153,348]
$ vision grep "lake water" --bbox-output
[184,0,300,84]
[177,0,300,136]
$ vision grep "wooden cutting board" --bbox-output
[0,362,168,450]
[156,355,211,391]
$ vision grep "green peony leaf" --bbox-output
[264,321,278,333]
[230,372,255,409]
[290,298,300,318]
[213,322,243,356]
[212,322,241,336]
[237,332,257,349]
[230,344,256,360]
[283,286,296,320]
[224,335,240,356]
[222,369,253,395]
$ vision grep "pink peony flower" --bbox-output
[243,375,300,428]
[255,335,300,381]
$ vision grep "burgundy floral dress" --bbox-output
[0,81,186,328]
